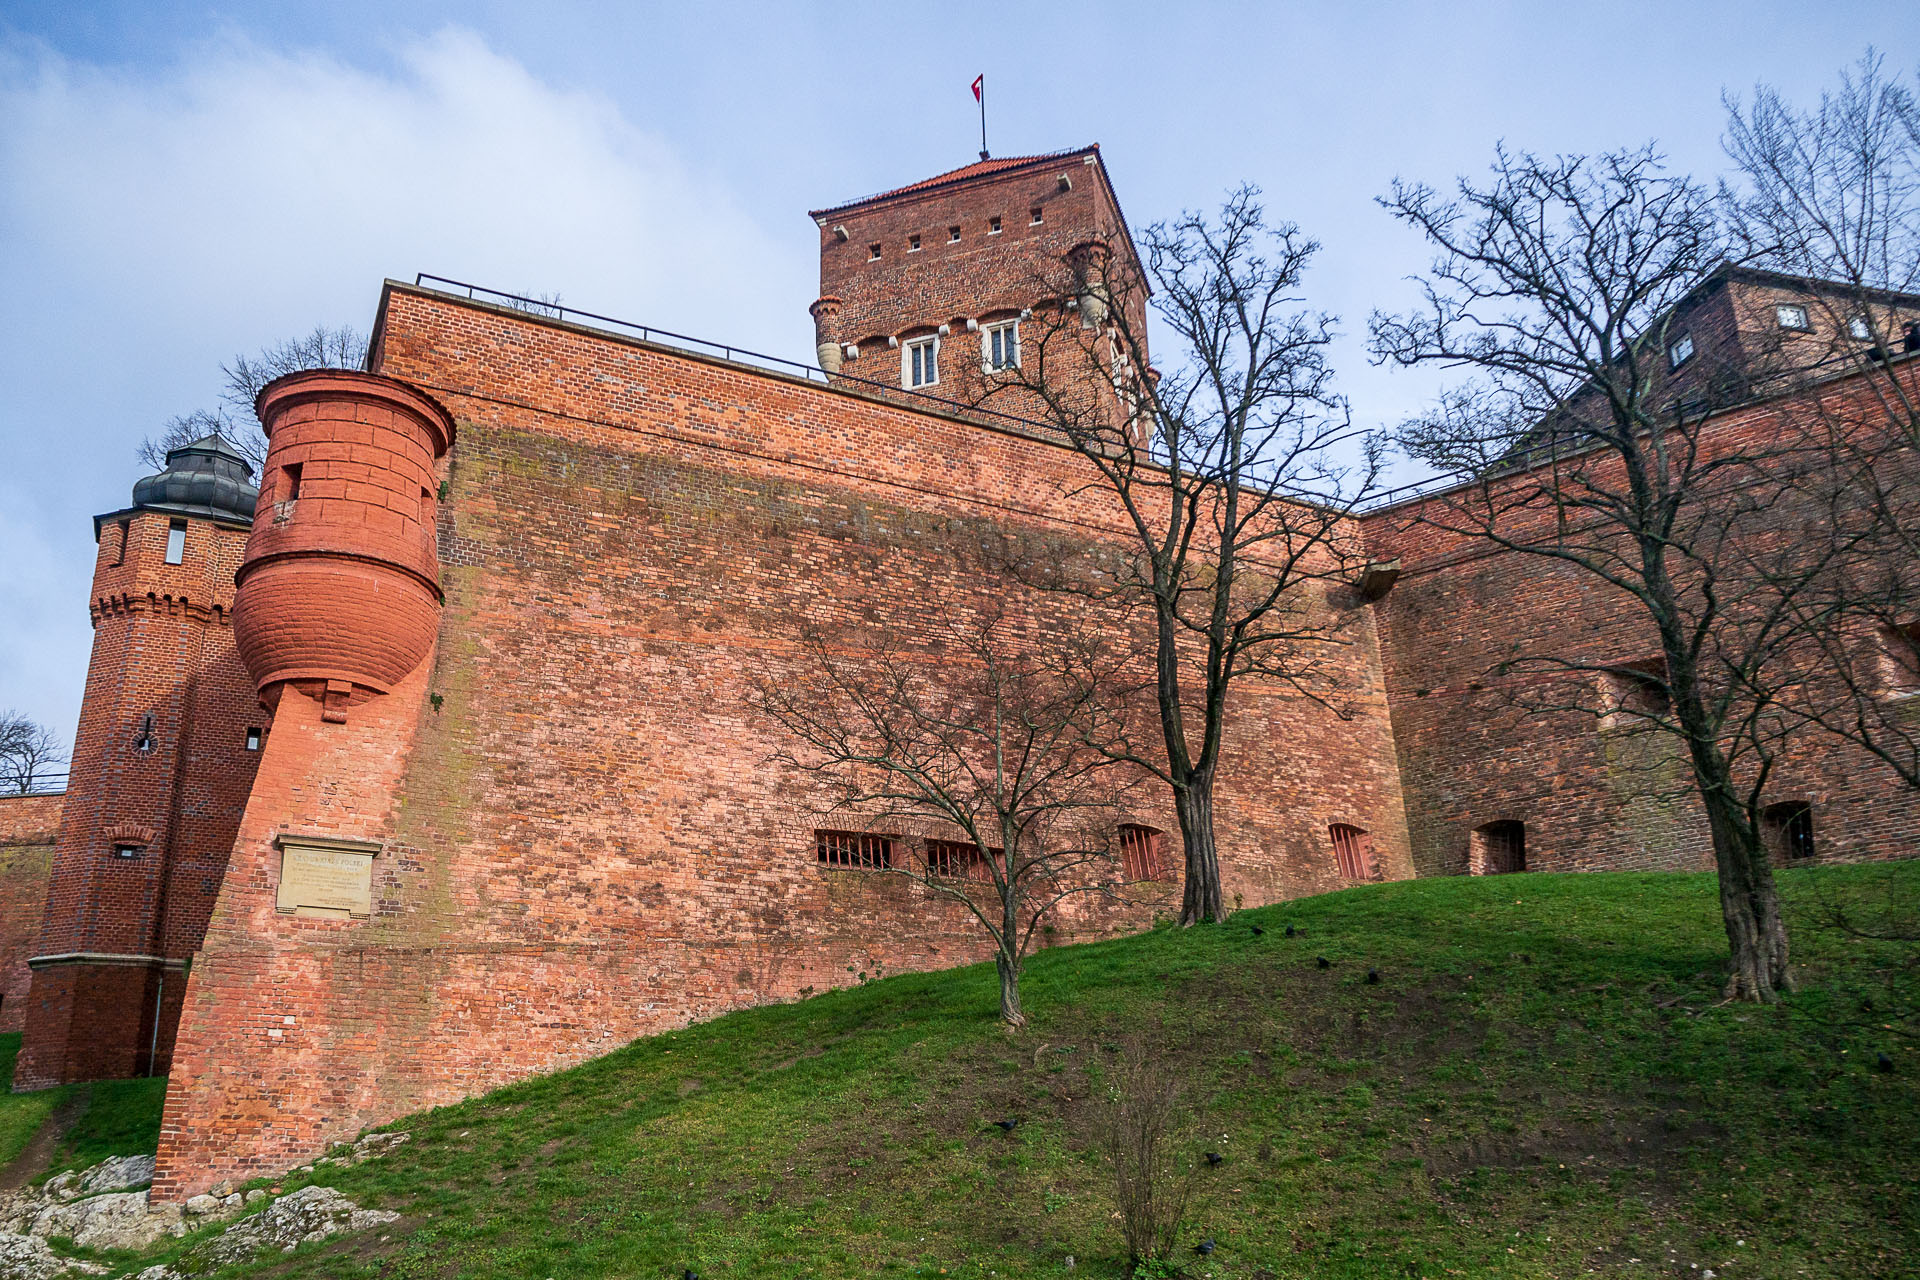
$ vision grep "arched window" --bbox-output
[1470,820,1526,875]
[1761,801,1815,861]
[1328,824,1376,881]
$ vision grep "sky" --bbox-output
[1,0,1915,746]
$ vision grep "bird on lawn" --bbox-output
[1878,1052,1896,1073]
[1366,968,1380,985]
[1193,1238,1216,1256]
[1204,1151,1223,1166]
[684,1271,699,1280]
[1284,924,1296,938]
[1316,956,1331,969]
[1250,924,1264,936]
[994,1118,1019,1132]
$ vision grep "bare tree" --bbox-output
[1369,146,1839,1002]
[756,610,1137,1027]
[139,325,367,473]
[987,187,1380,926]
[0,711,66,795]
[1723,49,1920,419]
[1723,57,1920,784]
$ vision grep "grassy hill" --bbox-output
[12,863,1920,1278]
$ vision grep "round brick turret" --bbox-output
[231,370,455,720]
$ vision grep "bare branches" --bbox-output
[987,187,1380,925]
[754,609,1139,1027]
[1372,144,1819,1001]
[138,325,367,474]
[0,711,66,795]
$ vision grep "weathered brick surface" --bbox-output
[1361,357,1920,877]
[14,505,262,1088]
[0,793,61,1034]
[152,285,1413,1197]
[810,147,1147,427]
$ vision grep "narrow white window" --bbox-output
[1667,334,1694,370]
[982,320,1019,371]
[988,216,1002,235]
[164,519,186,565]
[904,336,939,388]
[245,727,263,751]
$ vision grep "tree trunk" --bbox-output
[1175,778,1225,926]
[1703,794,1793,1001]
[996,950,1026,1028]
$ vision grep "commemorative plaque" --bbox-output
[275,835,380,918]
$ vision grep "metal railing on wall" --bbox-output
[410,274,1057,438]
[1,772,68,796]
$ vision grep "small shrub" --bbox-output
[1103,1046,1194,1274]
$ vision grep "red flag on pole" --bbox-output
[971,75,983,102]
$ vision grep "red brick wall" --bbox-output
[14,507,264,1088]
[1361,359,1920,878]
[813,149,1147,427]
[0,793,61,1034]
[153,285,1412,1196]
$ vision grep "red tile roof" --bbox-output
[809,145,1100,218]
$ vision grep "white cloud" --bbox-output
[0,27,809,736]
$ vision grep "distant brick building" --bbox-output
[10,147,1917,1199]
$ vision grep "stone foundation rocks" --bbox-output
[179,1185,398,1271]
[0,1144,403,1278]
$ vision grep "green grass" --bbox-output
[54,864,1920,1277]
[0,1031,61,1170]
[0,1032,168,1183]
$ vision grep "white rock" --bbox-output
[184,1186,398,1270]
[182,1196,220,1217]
[28,1191,182,1252]
[0,1230,108,1279]
[71,1156,153,1198]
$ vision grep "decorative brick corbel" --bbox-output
[322,679,354,724]
[105,821,157,847]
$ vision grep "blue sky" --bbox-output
[2,1,1914,742]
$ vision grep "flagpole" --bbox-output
[978,76,988,160]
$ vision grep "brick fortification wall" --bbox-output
[15,504,262,1090]
[1363,359,1920,877]
[153,286,1412,1197]
[0,793,63,1034]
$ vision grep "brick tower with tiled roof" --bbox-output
[808,144,1148,426]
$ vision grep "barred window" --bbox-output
[1328,823,1376,881]
[926,838,996,881]
[1118,824,1167,882]
[815,830,894,869]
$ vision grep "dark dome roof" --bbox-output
[129,434,258,525]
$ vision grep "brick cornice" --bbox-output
[91,591,232,627]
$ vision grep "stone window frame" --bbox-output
[981,318,1020,374]
[1876,620,1920,698]
[164,519,187,565]
[902,334,940,389]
